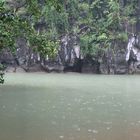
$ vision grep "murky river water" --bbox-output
[0,73,140,140]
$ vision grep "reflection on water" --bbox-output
[0,73,140,140]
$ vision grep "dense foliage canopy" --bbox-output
[0,0,140,83]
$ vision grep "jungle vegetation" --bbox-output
[0,0,140,83]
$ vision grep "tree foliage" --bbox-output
[0,0,61,83]
[0,0,140,82]
[79,0,138,59]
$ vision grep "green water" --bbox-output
[0,73,140,140]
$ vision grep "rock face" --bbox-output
[5,67,26,73]
[0,34,83,73]
[1,34,140,74]
[125,34,140,74]
[58,34,83,72]
[81,56,100,74]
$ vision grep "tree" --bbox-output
[77,0,139,73]
[0,0,139,79]
[0,0,61,83]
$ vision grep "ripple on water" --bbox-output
[87,107,93,111]
[92,130,98,134]
[59,136,64,139]
[51,121,57,125]
[106,127,112,130]
[82,101,90,105]
[52,105,56,109]
[88,129,98,134]
[88,129,92,132]
[67,103,71,106]
[130,122,135,126]
[72,124,81,131]
[76,128,80,131]
[103,121,112,125]
[2,105,6,109]
[28,103,33,106]
[62,116,66,120]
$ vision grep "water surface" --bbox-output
[0,73,140,140]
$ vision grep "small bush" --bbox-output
[0,64,4,84]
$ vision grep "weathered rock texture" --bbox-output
[1,34,140,74]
